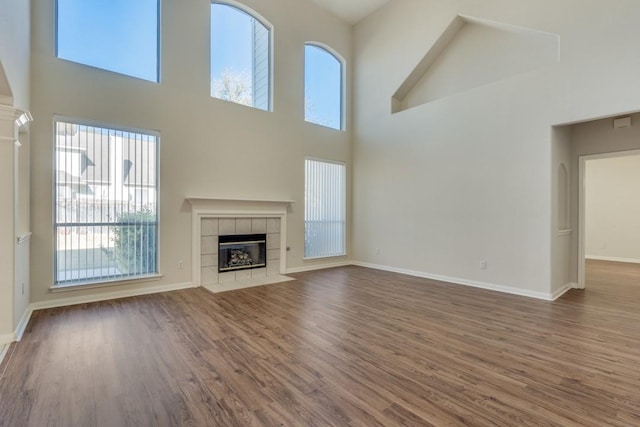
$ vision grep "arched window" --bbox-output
[210,2,272,111]
[304,43,344,130]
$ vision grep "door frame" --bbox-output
[577,149,640,288]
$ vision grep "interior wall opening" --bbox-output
[553,111,640,294]
[579,151,640,289]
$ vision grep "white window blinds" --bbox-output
[54,120,159,286]
[305,158,346,258]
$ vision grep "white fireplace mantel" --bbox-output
[187,196,294,205]
[187,197,294,292]
[187,197,294,218]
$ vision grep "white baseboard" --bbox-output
[287,260,351,274]
[0,343,8,367]
[14,306,33,341]
[1,282,196,346]
[550,282,577,301]
[31,281,195,312]
[352,261,556,301]
[2,261,570,349]
[585,255,640,264]
[0,304,32,346]
[0,333,15,346]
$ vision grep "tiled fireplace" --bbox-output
[218,233,267,273]
[188,197,292,292]
[201,217,281,284]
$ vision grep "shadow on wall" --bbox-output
[391,15,559,113]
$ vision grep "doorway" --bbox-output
[578,150,640,288]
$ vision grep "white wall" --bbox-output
[353,0,640,298]
[0,109,17,342]
[30,0,352,304]
[0,0,30,342]
[585,155,640,263]
[0,0,30,109]
[398,17,558,110]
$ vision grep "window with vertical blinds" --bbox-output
[54,120,159,287]
[305,158,346,259]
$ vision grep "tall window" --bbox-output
[305,159,346,258]
[211,2,271,111]
[54,120,159,287]
[305,44,344,130]
[56,0,160,82]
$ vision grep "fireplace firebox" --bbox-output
[218,234,267,273]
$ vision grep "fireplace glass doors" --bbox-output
[218,234,267,272]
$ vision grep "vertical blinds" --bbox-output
[54,120,158,286]
[305,158,346,258]
[252,19,270,111]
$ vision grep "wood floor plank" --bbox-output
[1,260,640,426]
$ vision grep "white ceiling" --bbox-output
[312,0,391,24]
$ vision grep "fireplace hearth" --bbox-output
[218,234,267,273]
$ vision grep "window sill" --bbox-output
[304,120,344,132]
[303,254,347,261]
[50,273,164,293]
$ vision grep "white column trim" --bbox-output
[0,105,30,125]
[0,106,31,144]
[0,105,31,344]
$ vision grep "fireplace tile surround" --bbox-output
[188,197,293,293]
[201,217,280,285]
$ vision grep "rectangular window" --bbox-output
[56,0,160,82]
[305,158,346,258]
[54,120,159,287]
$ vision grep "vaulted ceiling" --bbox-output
[312,0,391,24]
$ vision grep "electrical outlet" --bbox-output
[177,259,184,269]
[480,261,487,270]
[375,248,380,255]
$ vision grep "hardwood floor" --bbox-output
[1,263,639,426]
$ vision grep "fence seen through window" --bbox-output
[54,120,159,286]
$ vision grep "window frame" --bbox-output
[304,42,346,131]
[210,0,274,111]
[304,157,347,260]
[54,0,161,83]
[52,116,162,289]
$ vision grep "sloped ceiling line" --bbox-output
[392,15,560,114]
